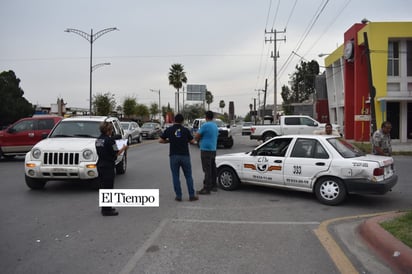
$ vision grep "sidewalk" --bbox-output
[392,141,412,153]
[329,211,412,274]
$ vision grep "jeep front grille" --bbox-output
[43,152,80,165]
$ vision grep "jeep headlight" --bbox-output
[31,148,41,159]
[82,149,94,160]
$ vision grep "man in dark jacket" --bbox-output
[159,114,198,202]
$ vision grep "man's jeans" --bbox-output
[169,155,195,198]
[200,150,217,190]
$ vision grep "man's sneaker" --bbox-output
[189,196,199,201]
[197,188,211,195]
[175,197,182,202]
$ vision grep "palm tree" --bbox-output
[205,90,213,110]
[168,63,187,113]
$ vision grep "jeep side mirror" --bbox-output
[251,150,257,156]
[226,125,230,129]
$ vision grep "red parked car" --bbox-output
[0,115,62,158]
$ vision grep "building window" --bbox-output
[388,41,399,76]
[407,40,412,76]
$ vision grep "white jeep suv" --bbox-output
[24,116,127,189]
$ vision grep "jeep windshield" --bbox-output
[49,121,101,138]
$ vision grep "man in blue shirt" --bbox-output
[195,111,219,194]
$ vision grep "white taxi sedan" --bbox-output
[216,135,397,205]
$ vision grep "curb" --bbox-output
[358,212,412,274]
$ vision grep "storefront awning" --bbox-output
[377,97,412,102]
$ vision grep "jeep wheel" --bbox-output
[315,177,347,205]
[217,167,240,190]
[137,134,142,143]
[127,135,133,145]
[25,175,46,190]
[116,153,127,174]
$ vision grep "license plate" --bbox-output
[53,168,68,172]
[142,133,147,136]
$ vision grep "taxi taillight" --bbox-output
[373,167,384,176]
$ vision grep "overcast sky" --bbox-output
[1,0,411,117]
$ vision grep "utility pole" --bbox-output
[263,78,268,124]
[265,29,286,122]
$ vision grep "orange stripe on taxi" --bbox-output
[244,164,256,170]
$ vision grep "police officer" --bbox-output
[96,121,128,216]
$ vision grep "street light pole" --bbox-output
[150,89,161,121]
[65,27,118,114]
[92,62,111,72]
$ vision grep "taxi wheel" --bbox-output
[217,167,240,190]
[315,177,347,205]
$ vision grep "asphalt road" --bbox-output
[1,130,411,274]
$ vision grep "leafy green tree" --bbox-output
[168,63,187,113]
[289,60,319,102]
[205,90,213,110]
[244,112,252,122]
[281,85,293,115]
[93,92,116,116]
[123,97,137,118]
[149,103,159,119]
[135,104,149,119]
[184,103,204,121]
[0,70,34,127]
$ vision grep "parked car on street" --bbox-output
[121,121,142,144]
[24,116,127,189]
[0,115,62,158]
[141,122,162,139]
[216,135,397,205]
[241,122,253,136]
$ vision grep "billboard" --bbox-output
[186,84,206,101]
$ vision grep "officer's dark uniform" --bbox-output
[95,133,119,214]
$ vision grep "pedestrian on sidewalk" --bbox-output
[371,121,392,156]
[159,114,198,202]
[195,111,219,195]
[96,121,128,216]
[314,123,340,136]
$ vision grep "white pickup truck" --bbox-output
[250,115,341,141]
